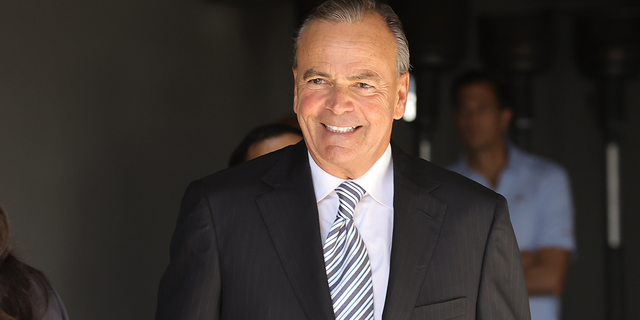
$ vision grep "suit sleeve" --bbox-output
[156,180,221,320]
[477,197,531,320]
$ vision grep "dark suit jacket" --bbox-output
[156,141,530,320]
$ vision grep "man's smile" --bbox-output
[322,123,360,133]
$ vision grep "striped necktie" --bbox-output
[323,181,374,320]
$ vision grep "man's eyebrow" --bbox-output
[303,69,331,79]
[347,72,381,81]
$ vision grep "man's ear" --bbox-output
[500,107,514,132]
[394,72,410,120]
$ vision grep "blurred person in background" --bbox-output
[228,123,302,166]
[0,205,69,320]
[447,70,575,320]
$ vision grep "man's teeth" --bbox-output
[324,124,358,133]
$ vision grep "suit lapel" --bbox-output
[382,145,448,320]
[255,142,447,320]
[256,142,335,320]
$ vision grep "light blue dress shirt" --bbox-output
[447,144,575,320]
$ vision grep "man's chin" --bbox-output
[466,141,499,153]
[308,146,360,172]
[318,146,358,164]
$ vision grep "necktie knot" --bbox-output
[335,181,366,220]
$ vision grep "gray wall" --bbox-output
[0,0,638,319]
[0,1,295,319]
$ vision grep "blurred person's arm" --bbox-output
[521,248,570,296]
[521,164,575,297]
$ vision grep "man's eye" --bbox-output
[310,78,326,85]
[357,82,372,89]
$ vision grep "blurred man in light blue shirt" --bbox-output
[447,71,575,320]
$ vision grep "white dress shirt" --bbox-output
[309,144,394,320]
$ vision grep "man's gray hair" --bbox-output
[293,0,411,77]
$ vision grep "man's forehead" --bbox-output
[460,82,498,98]
[458,82,501,109]
[296,14,397,75]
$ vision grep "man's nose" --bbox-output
[459,107,480,119]
[325,86,354,115]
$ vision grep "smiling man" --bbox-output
[155,1,530,320]
[293,11,408,180]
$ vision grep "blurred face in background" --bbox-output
[293,13,409,179]
[245,133,302,161]
[454,81,512,153]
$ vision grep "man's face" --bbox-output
[454,81,512,152]
[293,13,409,179]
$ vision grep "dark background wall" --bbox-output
[0,0,637,319]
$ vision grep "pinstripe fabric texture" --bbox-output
[155,142,531,320]
[324,181,374,320]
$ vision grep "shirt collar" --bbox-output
[308,144,394,209]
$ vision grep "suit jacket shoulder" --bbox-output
[157,141,334,320]
[385,143,530,320]
[391,142,506,214]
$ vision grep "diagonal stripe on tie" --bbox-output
[323,181,374,320]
